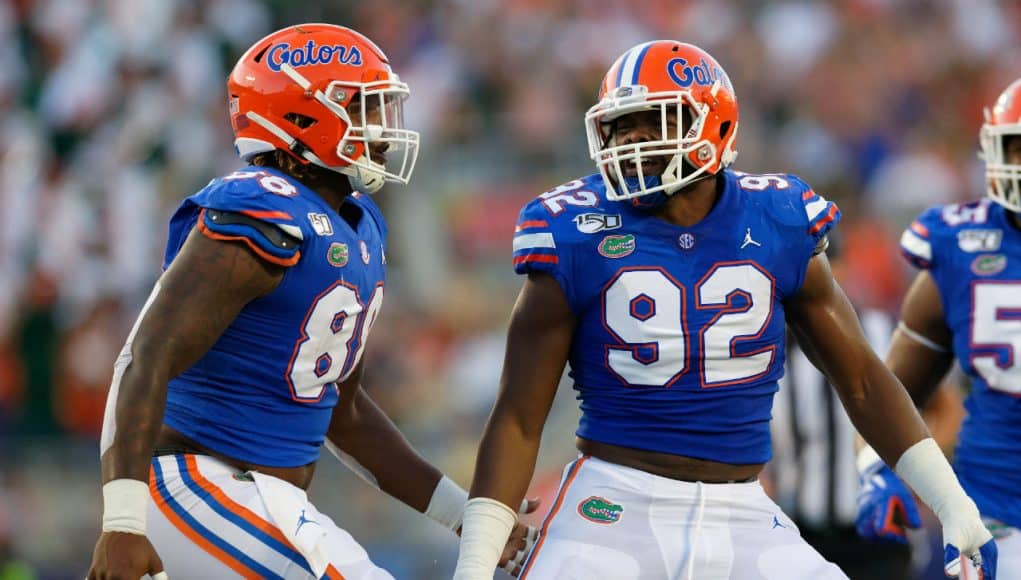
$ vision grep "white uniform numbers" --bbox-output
[698,264,775,385]
[222,169,298,197]
[288,283,384,401]
[539,180,599,215]
[971,282,1021,394]
[737,174,790,191]
[603,264,774,387]
[604,270,687,385]
[941,200,990,227]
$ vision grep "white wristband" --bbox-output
[452,497,517,580]
[425,476,532,532]
[102,479,149,535]
[856,444,883,474]
[425,475,470,532]
[894,438,972,520]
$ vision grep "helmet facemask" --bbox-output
[585,85,724,201]
[981,121,1021,213]
[248,63,419,194]
[326,79,419,193]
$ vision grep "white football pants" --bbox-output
[519,455,847,580]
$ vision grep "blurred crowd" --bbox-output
[1,0,1020,577]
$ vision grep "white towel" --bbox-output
[251,471,331,578]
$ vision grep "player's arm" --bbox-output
[325,362,445,517]
[885,270,956,406]
[326,362,540,566]
[856,269,962,456]
[453,271,575,579]
[785,253,928,470]
[786,253,994,577]
[102,230,283,482]
[90,228,283,579]
[853,269,964,544]
[884,271,966,453]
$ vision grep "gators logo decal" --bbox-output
[577,496,623,524]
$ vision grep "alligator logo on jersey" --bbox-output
[577,496,623,524]
[971,254,1007,276]
[575,213,622,234]
[328,242,349,267]
[667,57,730,90]
[267,40,363,72]
[957,229,1002,253]
[598,234,636,258]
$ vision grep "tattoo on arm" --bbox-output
[104,228,284,482]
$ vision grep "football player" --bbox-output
[87,24,535,580]
[452,41,996,579]
[856,78,1021,579]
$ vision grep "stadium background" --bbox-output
[1,0,1018,578]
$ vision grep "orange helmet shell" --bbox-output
[586,41,739,200]
[981,78,1021,212]
[227,24,405,172]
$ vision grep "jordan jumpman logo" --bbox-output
[741,227,762,249]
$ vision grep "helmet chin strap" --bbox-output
[296,148,387,194]
[659,155,684,196]
[339,160,387,194]
[338,124,388,194]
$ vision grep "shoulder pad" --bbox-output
[800,187,841,241]
[513,199,561,274]
[900,207,941,269]
[899,201,995,270]
[509,180,600,306]
[199,208,303,267]
[199,169,307,226]
[735,172,841,240]
[529,176,605,221]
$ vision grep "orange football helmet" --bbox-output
[981,78,1021,212]
[228,23,418,193]
[585,41,739,201]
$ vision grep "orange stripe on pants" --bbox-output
[520,456,589,579]
[148,466,262,579]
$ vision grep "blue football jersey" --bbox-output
[900,198,1021,527]
[161,166,387,467]
[512,170,840,464]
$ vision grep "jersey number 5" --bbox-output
[603,263,775,387]
[971,281,1021,394]
[287,283,384,401]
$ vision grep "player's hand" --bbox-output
[499,521,538,577]
[88,531,166,580]
[941,512,997,579]
[499,497,541,576]
[855,462,921,543]
[518,497,541,516]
